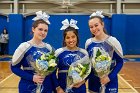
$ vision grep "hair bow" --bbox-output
[90,10,104,18]
[60,19,79,30]
[32,11,50,24]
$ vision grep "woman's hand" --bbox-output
[33,75,45,84]
[56,86,65,93]
[100,75,110,85]
[73,80,85,88]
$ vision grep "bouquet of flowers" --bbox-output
[92,47,111,93]
[34,52,57,76]
[27,51,57,93]
[66,56,91,93]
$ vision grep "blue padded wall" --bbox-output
[126,15,140,55]
[0,15,8,33]
[24,15,34,42]
[111,14,126,55]
[104,16,111,35]
[8,14,24,55]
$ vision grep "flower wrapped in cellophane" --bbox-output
[27,51,57,93]
[92,47,112,93]
[66,56,91,93]
[34,52,57,77]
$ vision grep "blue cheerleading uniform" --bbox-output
[85,36,124,93]
[11,42,54,93]
[52,47,89,93]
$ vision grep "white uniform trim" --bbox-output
[85,38,92,49]
[79,48,89,56]
[12,42,31,66]
[45,43,52,52]
[55,48,64,57]
[106,36,123,58]
[85,36,123,58]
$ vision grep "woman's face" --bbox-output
[4,29,6,34]
[32,23,48,41]
[65,31,77,50]
[89,18,104,37]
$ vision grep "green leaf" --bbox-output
[96,49,102,57]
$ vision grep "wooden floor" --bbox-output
[0,59,140,93]
[119,62,140,93]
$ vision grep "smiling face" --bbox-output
[32,23,48,41]
[64,31,78,50]
[89,17,104,37]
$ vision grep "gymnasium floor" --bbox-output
[0,55,139,93]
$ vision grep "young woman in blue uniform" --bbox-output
[53,19,88,93]
[11,11,54,93]
[85,11,124,93]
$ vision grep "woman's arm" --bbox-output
[11,63,34,81]
[108,51,124,81]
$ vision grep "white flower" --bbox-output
[40,54,46,60]
[48,59,57,67]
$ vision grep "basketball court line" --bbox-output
[0,74,13,85]
[118,74,139,93]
